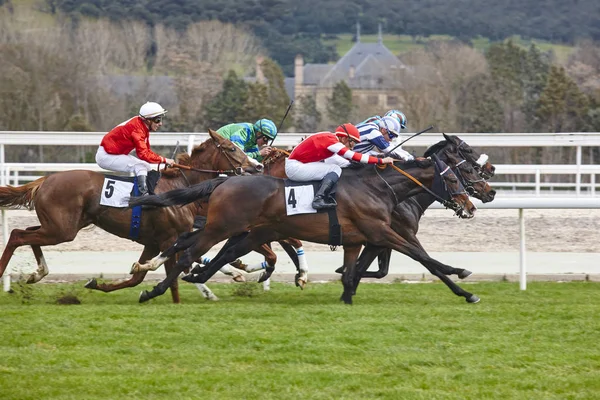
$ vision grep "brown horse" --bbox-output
[341,135,497,302]
[129,138,479,304]
[0,129,258,302]
[258,135,496,302]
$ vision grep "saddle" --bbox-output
[284,179,342,247]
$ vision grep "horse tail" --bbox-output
[0,177,47,210]
[129,176,229,208]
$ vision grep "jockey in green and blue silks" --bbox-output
[216,119,278,161]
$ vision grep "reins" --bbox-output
[377,161,457,209]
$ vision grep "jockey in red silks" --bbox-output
[285,123,395,210]
[95,102,175,196]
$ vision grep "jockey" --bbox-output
[216,119,278,165]
[354,115,414,161]
[95,101,175,196]
[285,123,394,210]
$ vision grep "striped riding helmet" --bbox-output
[384,110,407,129]
[254,119,278,140]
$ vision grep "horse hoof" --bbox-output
[130,262,140,274]
[258,266,275,283]
[295,279,306,290]
[459,269,473,279]
[467,294,480,303]
[340,293,353,305]
[232,273,246,283]
[334,266,344,274]
[139,290,151,303]
[84,278,97,289]
[182,274,196,283]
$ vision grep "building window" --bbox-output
[367,95,379,105]
[387,95,399,106]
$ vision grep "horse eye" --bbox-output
[230,147,236,152]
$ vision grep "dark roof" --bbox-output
[303,64,334,85]
[318,41,405,89]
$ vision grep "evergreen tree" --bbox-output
[457,74,503,132]
[536,66,589,132]
[327,81,354,124]
[259,58,293,131]
[203,70,249,129]
[294,95,321,132]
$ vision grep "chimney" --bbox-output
[378,23,383,44]
[356,21,361,43]
[294,54,304,86]
[349,65,355,79]
[256,56,265,84]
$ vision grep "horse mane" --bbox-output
[263,148,290,166]
[160,139,214,179]
[423,140,448,158]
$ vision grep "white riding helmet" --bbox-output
[380,116,401,138]
[139,102,167,119]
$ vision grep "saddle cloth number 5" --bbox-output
[100,178,134,208]
[285,185,317,215]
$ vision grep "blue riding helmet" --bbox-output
[358,115,382,126]
[254,119,278,140]
[384,110,407,129]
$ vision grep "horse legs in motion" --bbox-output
[0,218,80,284]
[352,239,479,303]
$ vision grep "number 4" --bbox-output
[287,188,297,208]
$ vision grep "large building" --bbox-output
[289,24,407,116]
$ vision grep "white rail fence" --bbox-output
[1,132,600,292]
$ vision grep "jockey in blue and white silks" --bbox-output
[353,116,414,161]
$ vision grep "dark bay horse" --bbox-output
[129,139,480,304]
[258,135,496,302]
[0,129,258,302]
[340,135,497,302]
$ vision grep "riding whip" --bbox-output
[387,125,434,154]
[270,100,294,146]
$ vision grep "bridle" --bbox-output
[174,139,247,186]
[457,140,493,180]
[448,153,488,197]
[376,155,468,215]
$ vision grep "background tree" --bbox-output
[327,81,354,125]
[536,65,589,133]
[294,95,321,133]
[203,70,249,129]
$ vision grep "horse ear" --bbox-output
[442,132,452,142]
[208,128,219,141]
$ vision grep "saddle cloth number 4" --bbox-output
[100,178,134,208]
[285,185,317,215]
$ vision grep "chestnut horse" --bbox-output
[0,129,258,302]
[129,138,480,304]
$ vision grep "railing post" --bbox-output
[535,169,541,196]
[519,208,527,291]
[1,143,9,292]
[592,174,596,197]
[187,134,195,155]
[576,145,582,197]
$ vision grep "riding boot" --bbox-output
[312,172,339,210]
[136,175,149,196]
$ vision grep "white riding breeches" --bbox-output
[285,159,342,181]
[95,146,154,176]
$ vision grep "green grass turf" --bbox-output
[0,281,598,399]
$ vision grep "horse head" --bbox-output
[441,134,496,203]
[428,154,477,219]
[178,129,261,178]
